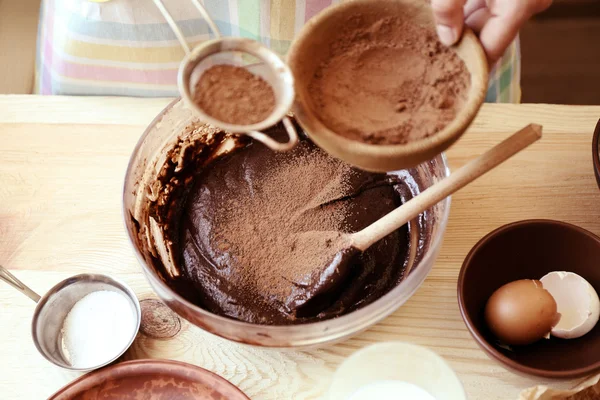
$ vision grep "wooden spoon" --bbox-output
[289,124,542,314]
[352,123,542,252]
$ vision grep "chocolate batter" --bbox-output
[165,124,419,325]
[309,16,470,145]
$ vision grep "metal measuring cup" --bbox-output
[0,266,141,371]
[153,0,298,151]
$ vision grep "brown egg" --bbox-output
[484,279,560,346]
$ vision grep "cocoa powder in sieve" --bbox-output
[194,65,276,125]
[309,16,471,145]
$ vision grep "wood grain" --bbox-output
[1,96,599,399]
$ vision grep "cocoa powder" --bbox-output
[212,141,355,301]
[309,16,471,145]
[194,65,276,125]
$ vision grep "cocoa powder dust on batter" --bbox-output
[194,65,276,125]
[309,16,471,145]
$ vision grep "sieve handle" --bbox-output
[153,0,222,55]
[245,117,299,152]
[0,264,41,303]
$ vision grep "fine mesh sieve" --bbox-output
[153,0,298,151]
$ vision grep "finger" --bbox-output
[465,7,492,33]
[478,13,524,64]
[473,0,551,63]
[431,0,467,46]
[476,0,540,63]
[463,0,486,18]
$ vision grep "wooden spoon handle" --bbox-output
[351,124,543,251]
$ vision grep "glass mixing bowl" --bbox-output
[123,99,450,348]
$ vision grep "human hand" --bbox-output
[431,0,552,63]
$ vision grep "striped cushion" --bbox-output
[35,0,520,103]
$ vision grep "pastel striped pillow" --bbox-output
[35,0,343,96]
[35,0,519,102]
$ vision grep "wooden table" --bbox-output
[1,95,599,400]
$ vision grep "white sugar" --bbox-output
[61,290,136,369]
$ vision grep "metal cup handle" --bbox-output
[245,117,299,152]
[0,265,41,303]
[153,0,222,55]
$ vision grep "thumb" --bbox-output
[431,0,467,46]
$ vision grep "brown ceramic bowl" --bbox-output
[287,0,488,172]
[592,118,600,189]
[48,359,249,400]
[458,220,600,379]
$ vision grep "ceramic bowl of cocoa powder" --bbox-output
[287,0,488,172]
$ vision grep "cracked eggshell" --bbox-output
[540,271,600,339]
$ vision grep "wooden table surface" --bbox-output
[1,95,599,400]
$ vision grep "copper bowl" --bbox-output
[592,119,600,189]
[458,220,600,379]
[48,359,249,400]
